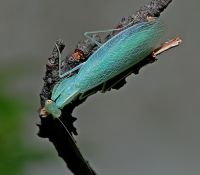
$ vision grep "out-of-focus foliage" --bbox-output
[0,68,47,175]
[0,93,26,175]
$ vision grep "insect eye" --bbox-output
[47,100,52,104]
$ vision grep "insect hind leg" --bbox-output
[84,25,129,47]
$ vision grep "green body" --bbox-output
[45,19,164,118]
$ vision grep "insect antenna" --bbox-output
[56,117,76,143]
[56,117,94,175]
[55,43,64,78]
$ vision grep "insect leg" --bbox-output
[55,44,85,78]
[84,31,102,47]
[60,62,85,78]
[84,26,127,47]
[79,90,97,100]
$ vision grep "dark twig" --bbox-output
[38,0,174,175]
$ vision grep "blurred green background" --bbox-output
[0,0,200,175]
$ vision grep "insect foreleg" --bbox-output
[60,62,85,78]
[55,44,85,78]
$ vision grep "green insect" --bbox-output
[44,17,181,118]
